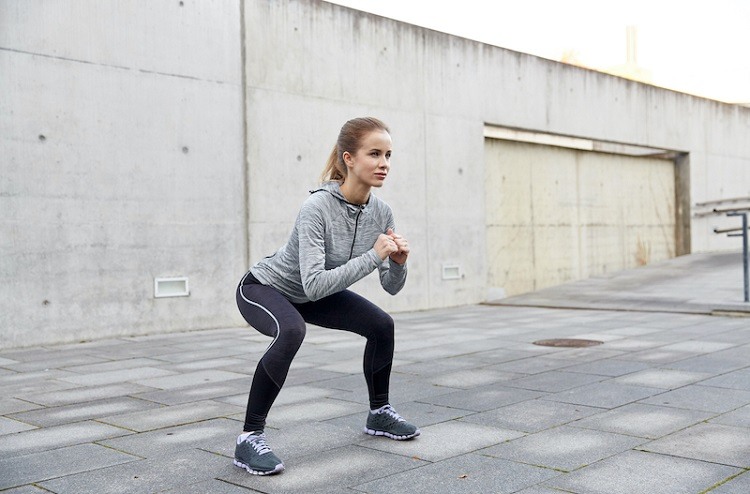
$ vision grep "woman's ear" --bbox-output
[342,151,353,168]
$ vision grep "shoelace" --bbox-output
[381,405,405,422]
[247,434,272,455]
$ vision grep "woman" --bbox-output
[234,117,420,475]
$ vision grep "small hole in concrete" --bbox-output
[39,134,46,142]
[182,146,189,154]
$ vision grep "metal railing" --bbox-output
[711,205,750,302]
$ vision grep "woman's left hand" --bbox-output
[386,228,409,265]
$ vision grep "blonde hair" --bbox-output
[320,117,390,183]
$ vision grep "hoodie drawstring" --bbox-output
[349,206,364,260]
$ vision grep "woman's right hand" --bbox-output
[374,233,399,260]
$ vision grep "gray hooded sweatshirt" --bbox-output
[249,181,407,303]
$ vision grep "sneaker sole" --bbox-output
[233,459,285,475]
[364,427,421,440]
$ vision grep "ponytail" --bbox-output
[320,144,346,183]
[319,117,390,184]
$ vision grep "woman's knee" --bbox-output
[368,312,394,341]
[281,322,306,347]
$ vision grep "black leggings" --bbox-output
[236,273,395,432]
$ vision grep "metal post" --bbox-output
[728,212,749,302]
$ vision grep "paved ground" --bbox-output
[1,252,749,493]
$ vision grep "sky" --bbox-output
[325,0,750,104]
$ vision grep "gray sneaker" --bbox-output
[364,405,421,440]
[234,432,284,475]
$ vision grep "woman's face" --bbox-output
[343,130,392,189]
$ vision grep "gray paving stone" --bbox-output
[100,417,240,458]
[133,377,251,405]
[545,381,663,408]
[0,398,44,415]
[161,356,249,372]
[282,367,349,386]
[710,471,750,494]
[98,399,244,432]
[700,368,750,390]
[60,366,177,386]
[262,398,364,429]
[0,443,138,490]
[544,348,627,363]
[22,382,157,406]
[639,423,750,467]
[218,444,428,494]
[601,326,665,336]
[0,420,132,458]
[562,358,651,377]
[160,479,260,493]
[486,356,578,375]
[0,348,61,362]
[482,426,647,472]
[419,384,544,412]
[640,384,750,413]
[617,347,703,364]
[62,357,169,374]
[512,487,575,494]
[393,357,488,376]
[324,374,460,406]
[406,339,509,361]
[460,399,602,433]
[505,370,607,392]
[600,337,670,351]
[8,396,163,427]
[711,404,750,427]
[658,340,737,353]
[545,450,740,494]
[0,416,37,435]
[428,367,521,388]
[612,368,712,389]
[356,453,561,494]
[0,486,52,493]
[134,369,251,389]
[38,448,229,494]
[2,354,110,372]
[2,372,81,396]
[665,352,749,374]
[362,421,523,462]
[572,403,715,439]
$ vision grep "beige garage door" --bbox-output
[485,139,676,298]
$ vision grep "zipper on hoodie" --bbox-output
[348,206,364,260]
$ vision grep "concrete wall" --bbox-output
[3,0,749,348]
[1,1,247,348]
[244,0,750,313]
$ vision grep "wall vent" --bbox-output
[154,277,190,298]
[442,264,462,280]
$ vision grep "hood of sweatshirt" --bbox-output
[311,181,372,219]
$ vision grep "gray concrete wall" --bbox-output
[1,1,247,348]
[244,0,750,314]
[3,0,749,348]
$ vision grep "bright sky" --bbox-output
[326,0,750,104]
